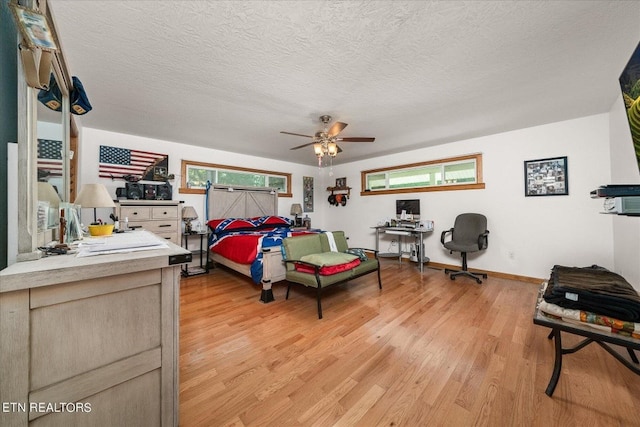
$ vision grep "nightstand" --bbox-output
[181,231,210,276]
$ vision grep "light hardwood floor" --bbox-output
[179,261,640,426]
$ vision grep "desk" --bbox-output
[533,284,640,396]
[372,225,433,273]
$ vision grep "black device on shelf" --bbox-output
[124,182,172,200]
[591,184,640,198]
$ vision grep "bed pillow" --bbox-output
[207,218,256,233]
[252,215,292,228]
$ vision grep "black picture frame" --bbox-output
[335,177,347,188]
[524,156,568,196]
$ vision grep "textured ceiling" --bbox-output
[48,1,640,166]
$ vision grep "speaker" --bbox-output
[125,183,143,200]
[116,187,127,199]
[144,184,157,200]
[156,183,172,200]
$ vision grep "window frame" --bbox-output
[360,153,485,195]
[179,160,292,197]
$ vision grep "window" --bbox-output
[180,160,292,197]
[361,153,484,195]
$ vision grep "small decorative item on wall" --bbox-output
[10,3,58,51]
[303,176,314,212]
[524,156,568,196]
[335,177,347,188]
[99,145,169,182]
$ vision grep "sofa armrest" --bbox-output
[349,247,379,259]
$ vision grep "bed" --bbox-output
[206,185,314,303]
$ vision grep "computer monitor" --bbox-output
[396,199,420,220]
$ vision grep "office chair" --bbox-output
[440,213,489,284]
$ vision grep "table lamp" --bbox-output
[37,182,61,228]
[182,206,198,233]
[75,183,116,236]
[290,203,303,226]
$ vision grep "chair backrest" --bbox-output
[452,213,488,247]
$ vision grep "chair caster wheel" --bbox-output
[476,279,483,284]
[450,276,455,281]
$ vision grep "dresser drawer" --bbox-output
[152,206,178,220]
[120,206,151,221]
[154,232,178,244]
[141,221,179,234]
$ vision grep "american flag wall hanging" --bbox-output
[99,145,169,181]
[37,139,63,178]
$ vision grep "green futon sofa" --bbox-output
[281,231,382,319]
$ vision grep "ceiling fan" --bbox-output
[281,115,375,154]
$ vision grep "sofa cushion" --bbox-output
[286,269,354,288]
[350,258,379,277]
[295,258,361,275]
[282,234,324,271]
[300,251,358,266]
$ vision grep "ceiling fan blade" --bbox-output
[280,131,314,138]
[290,141,317,150]
[337,145,343,153]
[338,137,376,142]
[328,121,348,137]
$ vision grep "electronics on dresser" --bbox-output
[602,196,640,215]
[124,181,172,200]
[592,184,640,198]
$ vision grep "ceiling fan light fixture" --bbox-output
[313,143,324,157]
[327,142,338,157]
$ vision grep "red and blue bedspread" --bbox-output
[207,216,315,284]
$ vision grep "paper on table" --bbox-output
[77,230,169,256]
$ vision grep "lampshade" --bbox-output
[75,184,116,208]
[290,203,303,216]
[74,183,116,224]
[38,182,61,228]
[37,182,61,208]
[182,206,198,220]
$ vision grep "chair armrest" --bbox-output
[477,230,490,249]
[441,228,453,245]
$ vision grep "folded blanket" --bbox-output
[543,265,640,322]
[539,299,640,339]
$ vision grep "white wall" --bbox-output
[77,112,629,282]
[609,94,640,289]
[320,114,615,280]
[78,128,319,227]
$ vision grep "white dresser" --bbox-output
[0,234,189,426]
[116,200,182,244]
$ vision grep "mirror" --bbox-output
[16,0,75,259]
[36,69,66,203]
[35,67,69,240]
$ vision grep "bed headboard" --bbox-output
[208,185,278,219]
